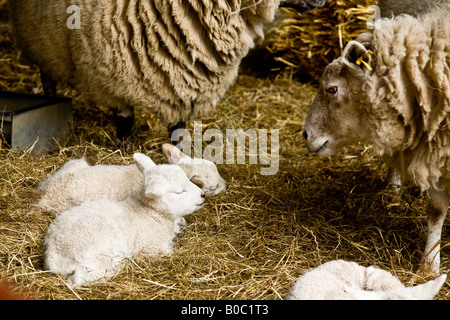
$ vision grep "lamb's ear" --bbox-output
[144,177,168,198]
[400,275,447,300]
[342,40,372,73]
[190,175,205,189]
[162,143,189,164]
[133,153,156,172]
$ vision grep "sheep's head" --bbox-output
[302,41,374,156]
[133,153,205,219]
[162,144,227,198]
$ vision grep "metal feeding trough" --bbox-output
[0,91,73,155]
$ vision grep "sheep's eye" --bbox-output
[176,190,187,194]
[325,86,338,94]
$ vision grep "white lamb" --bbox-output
[287,260,447,300]
[43,153,205,286]
[33,143,226,214]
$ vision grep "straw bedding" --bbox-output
[0,0,448,299]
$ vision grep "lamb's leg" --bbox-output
[40,72,57,97]
[420,188,448,274]
[115,106,135,146]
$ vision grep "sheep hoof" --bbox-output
[40,72,57,97]
[114,109,134,149]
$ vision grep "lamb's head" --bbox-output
[133,153,205,219]
[302,41,375,156]
[162,144,227,197]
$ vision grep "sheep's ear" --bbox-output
[342,40,372,73]
[133,153,156,172]
[162,143,189,164]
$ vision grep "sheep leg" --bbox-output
[40,72,57,97]
[420,188,448,274]
[382,154,402,195]
[386,166,402,195]
[115,106,135,146]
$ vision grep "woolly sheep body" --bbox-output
[8,0,287,140]
[362,0,450,192]
[34,144,226,214]
[303,5,450,273]
[287,260,447,300]
[43,153,205,286]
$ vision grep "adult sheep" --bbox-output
[302,4,450,274]
[8,0,325,144]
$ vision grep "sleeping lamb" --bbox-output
[9,0,325,143]
[33,143,226,214]
[287,260,447,300]
[43,153,205,286]
[302,4,450,273]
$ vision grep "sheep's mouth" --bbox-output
[308,140,329,155]
[313,140,328,154]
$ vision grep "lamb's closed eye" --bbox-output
[207,184,219,192]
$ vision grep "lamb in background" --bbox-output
[8,0,326,143]
[162,143,227,197]
[43,153,205,286]
[287,260,447,300]
[33,143,226,214]
[302,4,450,273]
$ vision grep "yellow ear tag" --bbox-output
[356,56,372,71]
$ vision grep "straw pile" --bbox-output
[0,1,449,300]
[265,0,377,81]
